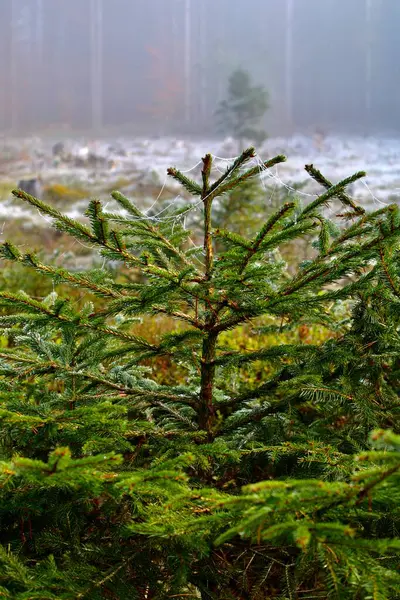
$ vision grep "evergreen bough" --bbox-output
[0,148,399,598]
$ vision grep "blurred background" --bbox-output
[0,0,398,137]
[0,0,399,249]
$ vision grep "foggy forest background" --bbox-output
[0,0,399,137]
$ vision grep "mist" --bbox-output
[0,0,398,137]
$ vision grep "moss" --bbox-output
[0,181,14,200]
[43,183,89,205]
[104,177,136,194]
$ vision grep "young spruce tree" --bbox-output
[0,148,400,598]
[216,69,269,151]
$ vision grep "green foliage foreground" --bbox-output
[0,148,400,598]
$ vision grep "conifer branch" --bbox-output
[0,245,122,298]
[305,164,365,215]
[212,229,252,250]
[379,246,400,297]
[12,189,192,283]
[0,352,196,406]
[355,463,400,505]
[240,202,296,272]
[152,305,205,329]
[166,168,203,196]
[214,154,286,199]
[12,188,99,242]
[111,191,193,268]
[208,147,256,194]
[301,171,366,216]
[0,291,156,347]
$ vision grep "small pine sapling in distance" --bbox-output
[216,68,269,151]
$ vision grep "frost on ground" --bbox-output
[0,134,399,226]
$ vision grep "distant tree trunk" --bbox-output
[90,0,103,132]
[365,0,373,134]
[10,0,17,133]
[25,1,34,132]
[198,0,207,129]
[184,0,191,127]
[35,0,43,128]
[171,3,180,132]
[285,0,294,134]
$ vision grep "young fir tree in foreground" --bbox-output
[0,148,399,598]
